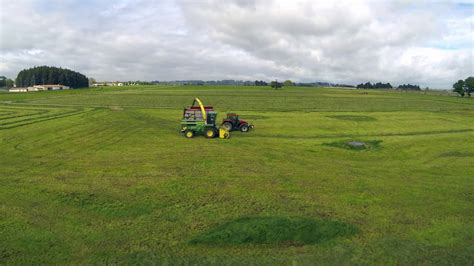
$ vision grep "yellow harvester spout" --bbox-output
[193,98,207,121]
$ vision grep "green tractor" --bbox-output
[180,98,230,139]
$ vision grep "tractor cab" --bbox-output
[226,113,239,122]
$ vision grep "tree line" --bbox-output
[453,77,474,97]
[254,80,268,86]
[356,82,393,89]
[356,82,422,90]
[397,84,421,91]
[16,66,89,88]
[257,80,296,89]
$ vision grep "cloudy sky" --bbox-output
[0,0,472,88]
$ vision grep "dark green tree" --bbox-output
[5,78,14,87]
[453,79,465,97]
[464,76,474,97]
[283,80,294,87]
[15,66,88,88]
[0,76,5,87]
[270,80,282,89]
[398,84,420,91]
[0,76,13,87]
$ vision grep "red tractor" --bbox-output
[221,113,254,132]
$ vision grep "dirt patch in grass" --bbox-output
[190,216,357,246]
[327,115,377,121]
[323,140,382,151]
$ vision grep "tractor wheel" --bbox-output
[240,124,249,132]
[223,122,233,131]
[185,130,194,138]
[205,128,216,138]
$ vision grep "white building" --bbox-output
[92,83,107,87]
[9,84,70,92]
[92,82,124,87]
[27,84,70,91]
[8,88,28,92]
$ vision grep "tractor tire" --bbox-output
[205,128,216,138]
[185,130,194,138]
[240,124,249,132]
[223,122,233,131]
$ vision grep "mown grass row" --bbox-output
[2,86,472,112]
[0,86,473,264]
[0,107,49,120]
[0,105,89,130]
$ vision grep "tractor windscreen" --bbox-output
[227,113,238,120]
[207,112,217,124]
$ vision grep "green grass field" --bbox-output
[1,85,473,264]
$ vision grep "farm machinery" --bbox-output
[180,98,254,138]
[221,113,254,132]
[180,98,230,139]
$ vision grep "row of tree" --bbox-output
[254,80,268,86]
[356,82,393,89]
[398,84,421,90]
[16,66,89,88]
[270,81,283,89]
[356,82,422,90]
[453,77,474,97]
[257,80,295,89]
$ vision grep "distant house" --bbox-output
[92,83,107,87]
[8,87,28,92]
[27,84,70,91]
[93,82,124,87]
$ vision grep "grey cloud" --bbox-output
[0,0,472,88]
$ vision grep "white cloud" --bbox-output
[179,0,473,87]
[0,0,472,88]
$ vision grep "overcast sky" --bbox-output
[0,0,473,88]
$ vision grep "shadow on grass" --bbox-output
[323,140,382,151]
[190,216,357,246]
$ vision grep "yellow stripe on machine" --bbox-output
[219,127,230,139]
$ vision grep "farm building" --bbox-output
[9,84,70,93]
[27,84,70,91]
[92,82,123,87]
[8,87,28,92]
